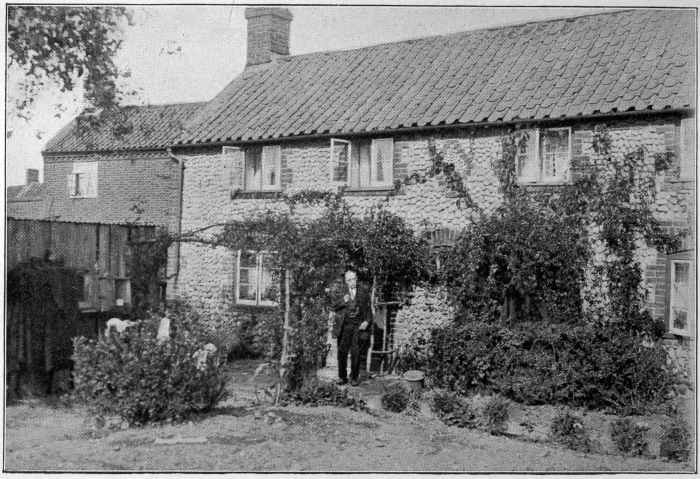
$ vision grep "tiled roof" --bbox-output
[181,9,694,145]
[44,102,205,153]
[7,182,45,202]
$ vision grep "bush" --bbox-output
[72,320,227,425]
[381,383,410,413]
[483,395,509,435]
[283,378,367,411]
[659,416,691,462]
[550,410,593,453]
[430,390,477,428]
[610,418,649,456]
[427,318,675,414]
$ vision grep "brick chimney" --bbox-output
[245,7,292,67]
[26,168,39,184]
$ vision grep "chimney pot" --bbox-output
[26,168,39,185]
[245,7,293,67]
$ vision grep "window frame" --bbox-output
[243,146,281,192]
[516,127,572,185]
[668,258,693,337]
[69,161,98,198]
[235,250,280,307]
[331,137,394,190]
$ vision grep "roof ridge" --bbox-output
[284,8,635,61]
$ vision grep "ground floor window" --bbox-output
[669,258,693,336]
[235,250,280,306]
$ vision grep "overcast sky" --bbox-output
[5,4,622,186]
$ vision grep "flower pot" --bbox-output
[403,369,425,393]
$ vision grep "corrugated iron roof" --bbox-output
[180,8,694,145]
[44,102,205,153]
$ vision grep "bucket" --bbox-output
[403,370,425,393]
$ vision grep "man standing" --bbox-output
[332,269,372,386]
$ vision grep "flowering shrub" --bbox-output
[659,416,691,462]
[483,395,509,435]
[72,319,226,425]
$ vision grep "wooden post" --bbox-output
[277,270,292,402]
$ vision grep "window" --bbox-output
[68,162,97,198]
[236,250,280,306]
[516,128,571,184]
[669,259,693,336]
[679,117,695,180]
[330,138,394,188]
[244,145,281,191]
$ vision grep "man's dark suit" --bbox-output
[332,282,372,383]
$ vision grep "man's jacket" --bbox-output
[331,282,372,339]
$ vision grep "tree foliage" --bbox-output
[8,6,133,121]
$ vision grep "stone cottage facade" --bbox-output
[168,8,695,361]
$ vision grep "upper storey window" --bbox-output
[516,127,572,184]
[330,138,394,189]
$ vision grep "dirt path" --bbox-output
[4,400,691,472]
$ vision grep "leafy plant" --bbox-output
[72,319,226,425]
[550,410,593,453]
[381,383,410,413]
[659,416,691,462]
[483,395,510,435]
[610,418,649,456]
[283,378,367,411]
[430,390,478,428]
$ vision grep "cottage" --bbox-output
[167,8,694,362]
[38,8,695,365]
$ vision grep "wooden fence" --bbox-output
[7,218,158,313]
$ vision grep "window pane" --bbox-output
[240,251,257,268]
[262,145,280,189]
[371,139,393,185]
[239,267,257,301]
[517,132,538,182]
[673,262,690,309]
[540,129,569,180]
[260,254,280,303]
[672,309,689,331]
[245,147,262,190]
[359,142,371,187]
[332,141,349,182]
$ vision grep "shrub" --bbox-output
[550,410,593,453]
[483,395,510,435]
[659,416,691,462]
[610,418,649,456]
[427,319,675,414]
[283,378,367,411]
[381,383,410,413]
[430,390,477,428]
[72,320,227,425]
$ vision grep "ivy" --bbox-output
[390,138,477,210]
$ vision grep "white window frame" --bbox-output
[333,137,394,189]
[68,161,98,198]
[669,259,693,336]
[243,146,281,192]
[235,250,280,306]
[330,138,351,183]
[516,127,572,185]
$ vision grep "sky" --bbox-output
[5,4,627,186]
